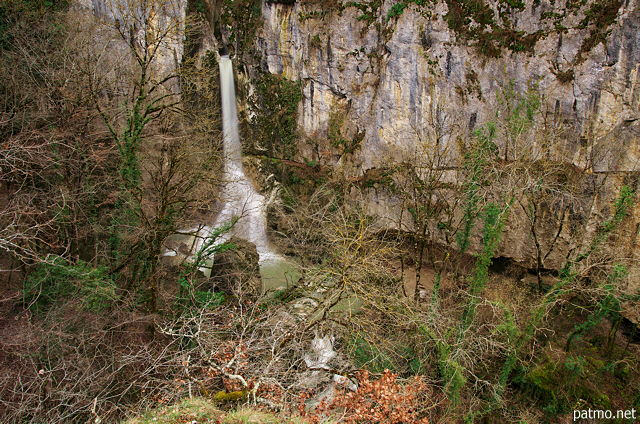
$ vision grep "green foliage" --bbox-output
[415,324,466,406]
[213,390,247,402]
[436,105,518,410]
[444,0,494,41]
[441,0,545,57]
[579,0,621,28]
[23,259,115,314]
[123,398,223,424]
[576,0,622,63]
[574,185,633,265]
[440,349,467,406]
[564,355,586,378]
[343,0,383,31]
[348,337,393,372]
[461,200,511,330]
[89,0,198,313]
[375,0,616,58]
[496,79,540,145]
[175,276,226,310]
[250,74,303,159]
[509,81,539,121]
[602,184,634,232]
[566,264,626,352]
[303,157,318,167]
[124,400,300,424]
[384,0,431,20]
[190,0,207,14]
[500,0,525,9]
[221,0,263,51]
[502,185,635,418]
[456,124,498,253]
[516,355,612,416]
[0,0,69,49]
[551,67,575,84]
[387,2,407,18]
[298,10,328,22]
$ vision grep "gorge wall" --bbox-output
[240,0,640,289]
[256,0,639,167]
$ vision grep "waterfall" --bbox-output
[211,54,278,264]
[188,55,278,265]
[166,53,291,287]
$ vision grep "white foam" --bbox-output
[189,56,281,266]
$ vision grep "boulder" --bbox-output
[210,237,262,296]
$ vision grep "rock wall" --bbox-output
[85,0,188,92]
[257,0,639,170]
[81,0,640,289]
[249,0,640,289]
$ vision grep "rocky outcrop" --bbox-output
[257,0,639,170]
[83,0,188,93]
[211,237,263,295]
[82,0,640,288]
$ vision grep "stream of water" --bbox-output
[170,54,294,290]
[212,55,278,262]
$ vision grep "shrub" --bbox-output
[23,258,115,314]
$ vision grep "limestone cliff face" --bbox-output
[257,0,639,170]
[86,0,188,90]
[251,0,640,285]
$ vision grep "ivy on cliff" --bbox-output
[221,0,263,53]
[384,0,620,61]
[249,74,303,159]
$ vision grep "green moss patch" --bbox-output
[516,353,616,417]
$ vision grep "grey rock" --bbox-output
[211,237,262,295]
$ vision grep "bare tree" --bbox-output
[84,0,226,317]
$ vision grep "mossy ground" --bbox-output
[122,398,310,424]
[499,281,640,422]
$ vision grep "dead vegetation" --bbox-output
[0,1,639,423]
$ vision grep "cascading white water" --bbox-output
[215,54,279,262]
[193,54,279,266]
[165,53,295,288]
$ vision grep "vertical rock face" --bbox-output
[88,0,187,90]
[257,0,639,170]
[82,0,640,283]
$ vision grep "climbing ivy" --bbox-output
[575,0,622,63]
[383,0,618,60]
[249,74,303,159]
[221,0,263,53]
[456,123,499,253]
[173,219,238,314]
[565,264,625,353]
[328,107,364,155]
